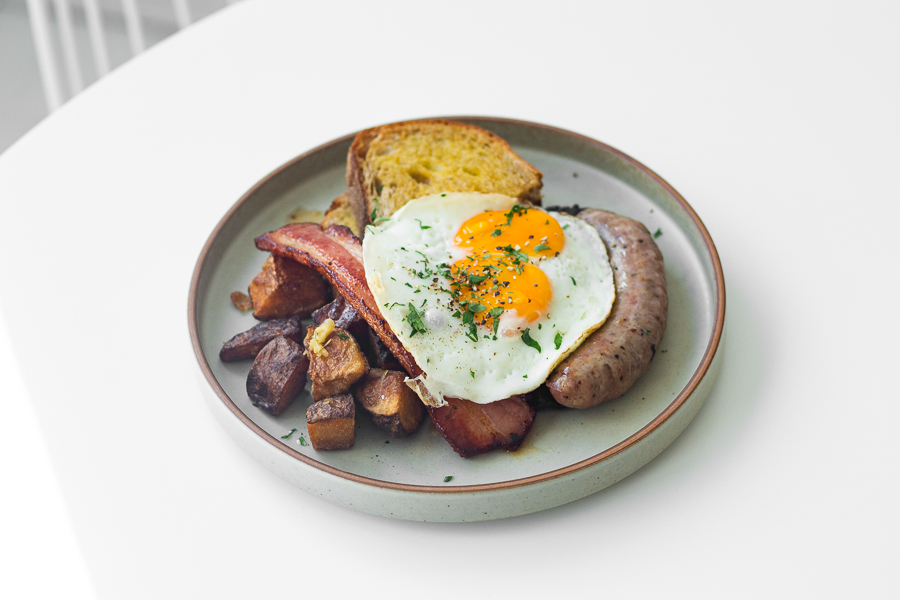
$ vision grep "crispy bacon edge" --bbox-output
[254,223,535,457]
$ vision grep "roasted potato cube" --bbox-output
[313,296,403,371]
[246,337,309,416]
[306,393,355,450]
[303,322,369,400]
[311,295,366,336]
[219,316,304,362]
[355,369,424,437]
[321,193,360,237]
[249,254,330,320]
[362,328,404,371]
[526,384,565,411]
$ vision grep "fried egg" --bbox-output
[362,192,615,406]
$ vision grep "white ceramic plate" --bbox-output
[188,117,725,522]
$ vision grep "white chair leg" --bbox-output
[52,0,84,97]
[82,0,111,77]
[172,0,191,29]
[120,0,145,57]
[26,0,63,113]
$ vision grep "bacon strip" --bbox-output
[430,395,534,458]
[256,223,418,375]
[255,223,535,457]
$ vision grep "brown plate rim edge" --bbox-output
[187,116,726,495]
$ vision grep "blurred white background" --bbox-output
[0,2,236,597]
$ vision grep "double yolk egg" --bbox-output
[362,192,615,406]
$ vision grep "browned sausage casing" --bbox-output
[546,209,667,409]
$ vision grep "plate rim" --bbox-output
[187,116,726,495]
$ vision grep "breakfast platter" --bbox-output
[188,117,725,521]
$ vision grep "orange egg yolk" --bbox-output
[450,206,563,328]
[455,205,565,257]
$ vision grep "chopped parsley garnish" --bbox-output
[443,475,453,482]
[469,302,487,313]
[281,428,297,439]
[415,218,431,230]
[521,328,541,352]
[503,204,529,225]
[534,243,551,252]
[490,307,504,336]
[554,332,563,350]
[373,217,391,224]
[467,274,488,285]
[500,245,529,265]
[491,229,502,237]
[404,303,428,337]
[470,370,475,379]
[298,435,309,446]
[461,309,478,342]
[336,333,350,340]
[653,228,662,238]
[563,224,570,230]
[570,276,577,286]
[370,198,379,222]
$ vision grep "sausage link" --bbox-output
[547,209,667,408]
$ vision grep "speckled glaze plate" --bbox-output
[188,117,725,522]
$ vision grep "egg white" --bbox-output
[362,192,615,406]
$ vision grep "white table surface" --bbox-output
[1,1,898,598]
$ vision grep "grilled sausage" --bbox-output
[546,209,667,408]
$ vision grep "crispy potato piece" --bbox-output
[249,254,330,320]
[219,316,304,362]
[362,328,404,371]
[355,369,424,437]
[306,393,355,450]
[311,295,367,336]
[246,337,309,416]
[526,385,565,411]
[230,291,252,312]
[320,193,360,237]
[303,324,369,400]
[313,296,403,371]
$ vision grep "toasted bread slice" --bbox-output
[346,119,542,235]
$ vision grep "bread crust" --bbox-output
[346,118,543,235]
